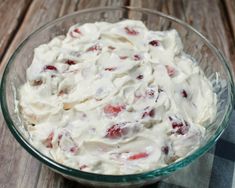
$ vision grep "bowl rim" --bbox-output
[1,6,234,183]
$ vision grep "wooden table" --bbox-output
[0,0,235,187]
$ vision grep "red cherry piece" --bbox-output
[136,75,144,80]
[104,67,116,71]
[161,146,169,155]
[149,40,160,46]
[70,146,78,153]
[74,28,81,34]
[79,165,88,170]
[165,65,175,77]
[65,60,76,65]
[104,104,125,116]
[86,45,101,52]
[133,54,141,61]
[128,152,148,160]
[44,132,54,148]
[181,90,188,98]
[44,65,57,71]
[146,89,155,97]
[142,108,155,118]
[124,27,139,35]
[106,124,127,139]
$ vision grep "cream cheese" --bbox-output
[19,20,217,175]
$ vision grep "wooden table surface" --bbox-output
[0,0,235,187]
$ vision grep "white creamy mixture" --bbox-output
[19,20,217,175]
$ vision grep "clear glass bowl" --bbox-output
[1,6,234,187]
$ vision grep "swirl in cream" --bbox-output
[19,20,216,175]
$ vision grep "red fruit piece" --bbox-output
[128,152,148,160]
[181,90,188,98]
[44,65,57,71]
[44,132,54,148]
[169,117,189,135]
[149,40,160,47]
[70,146,78,153]
[142,108,155,118]
[165,65,175,77]
[69,28,82,38]
[79,164,87,170]
[124,27,139,35]
[86,44,102,52]
[65,60,76,65]
[161,146,169,155]
[104,104,125,117]
[136,75,144,80]
[146,89,155,98]
[133,54,141,61]
[104,67,116,71]
[106,123,128,139]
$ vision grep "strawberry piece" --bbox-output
[44,132,54,148]
[161,146,169,155]
[181,89,188,98]
[136,74,143,80]
[169,116,189,135]
[69,28,82,38]
[149,40,160,47]
[146,89,155,98]
[86,44,102,52]
[165,65,175,77]
[70,146,78,153]
[79,164,87,170]
[73,28,81,34]
[44,65,57,71]
[124,27,139,35]
[65,60,76,65]
[142,108,155,118]
[128,152,148,160]
[105,123,128,139]
[104,104,125,117]
[133,54,141,61]
[104,67,116,71]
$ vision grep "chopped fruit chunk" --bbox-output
[105,123,128,139]
[181,89,188,98]
[142,108,155,118]
[70,146,79,153]
[124,27,139,35]
[136,74,144,80]
[169,117,189,135]
[146,89,155,98]
[161,146,169,155]
[44,65,57,71]
[86,44,101,52]
[33,80,43,86]
[79,165,88,170]
[128,152,148,160]
[65,60,76,65]
[73,28,81,34]
[44,132,54,148]
[133,54,141,61]
[165,65,175,77]
[149,40,160,46]
[104,104,125,117]
[104,67,116,71]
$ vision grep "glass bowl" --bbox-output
[1,6,234,187]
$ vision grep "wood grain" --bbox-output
[0,0,31,61]
[224,0,235,39]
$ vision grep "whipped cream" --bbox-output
[19,20,217,175]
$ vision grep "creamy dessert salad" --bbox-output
[18,20,216,175]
